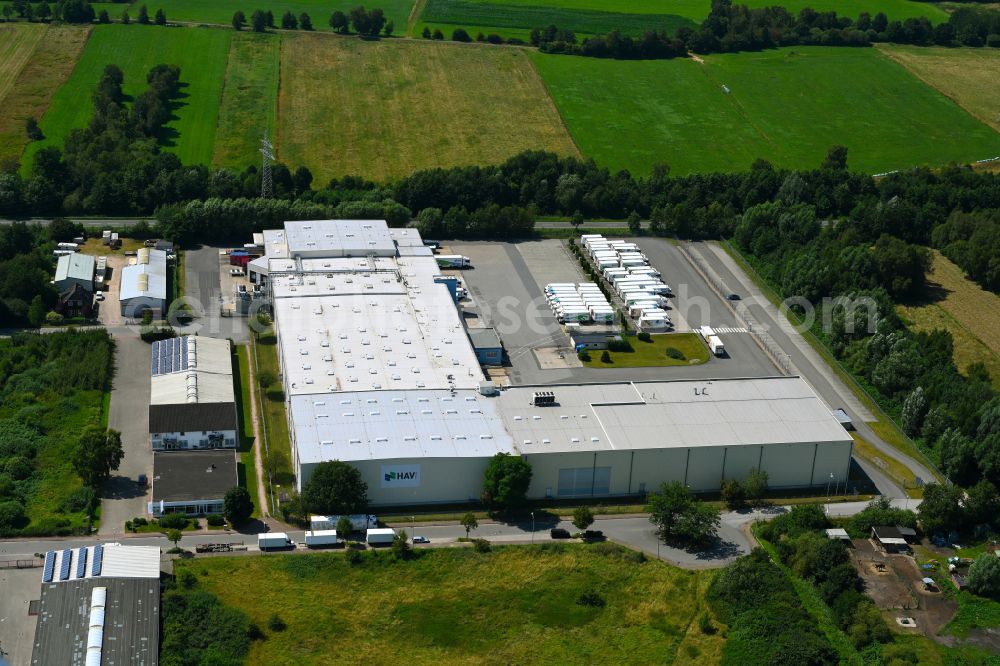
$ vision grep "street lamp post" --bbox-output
[531,512,535,544]
[827,473,833,502]
[411,515,415,542]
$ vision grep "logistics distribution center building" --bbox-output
[257,220,853,506]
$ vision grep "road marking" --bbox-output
[713,326,748,334]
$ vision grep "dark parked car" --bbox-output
[550,528,571,539]
[725,293,741,301]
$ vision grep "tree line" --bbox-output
[1,0,168,24]
[230,5,390,35]
[532,0,1000,59]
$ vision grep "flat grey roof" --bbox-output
[467,327,502,350]
[285,219,396,257]
[152,450,237,502]
[55,252,95,283]
[31,577,159,666]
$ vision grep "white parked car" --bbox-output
[95,291,105,302]
[230,268,243,276]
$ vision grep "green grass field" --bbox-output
[532,46,1000,176]
[0,24,90,165]
[128,0,417,30]
[879,45,1000,134]
[212,31,279,169]
[278,34,579,182]
[175,543,723,664]
[23,24,230,170]
[234,345,260,519]
[416,0,698,40]
[582,332,710,368]
[413,0,947,38]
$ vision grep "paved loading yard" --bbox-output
[451,238,778,385]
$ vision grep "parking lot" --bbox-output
[451,238,778,385]
[0,567,39,666]
[99,334,153,535]
[180,245,250,342]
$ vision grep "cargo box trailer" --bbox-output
[258,533,294,550]
[304,530,339,547]
[366,528,396,545]
[310,514,377,531]
[708,335,725,356]
[699,325,716,341]
[435,255,471,269]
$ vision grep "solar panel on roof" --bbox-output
[42,551,55,582]
[92,544,103,576]
[59,548,72,580]
[76,547,88,579]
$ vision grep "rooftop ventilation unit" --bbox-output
[532,391,556,407]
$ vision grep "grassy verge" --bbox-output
[176,543,706,663]
[253,333,295,500]
[850,434,924,499]
[719,240,943,490]
[581,332,709,368]
[234,345,260,520]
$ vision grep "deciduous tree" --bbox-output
[72,426,124,488]
[481,453,532,513]
[301,460,368,515]
[223,486,253,525]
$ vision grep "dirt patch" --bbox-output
[851,539,958,638]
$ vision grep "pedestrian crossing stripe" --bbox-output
[713,326,748,334]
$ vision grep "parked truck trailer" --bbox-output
[257,533,294,550]
[304,530,339,548]
[366,528,396,546]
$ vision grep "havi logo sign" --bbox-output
[381,464,420,488]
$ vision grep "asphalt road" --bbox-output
[698,241,940,495]
[0,218,152,228]
[0,499,919,569]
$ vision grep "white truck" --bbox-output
[698,325,716,341]
[304,530,339,548]
[310,514,378,532]
[366,528,396,546]
[258,533,294,550]
[708,335,726,356]
[435,254,471,269]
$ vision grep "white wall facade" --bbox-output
[151,429,237,451]
[298,440,853,506]
[150,498,225,517]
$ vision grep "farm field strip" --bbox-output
[418,0,698,37]
[878,44,1000,134]
[0,24,90,166]
[24,24,231,170]
[531,46,1000,176]
[897,250,1000,389]
[127,0,417,31]
[0,24,46,104]
[213,31,280,170]
[278,34,579,183]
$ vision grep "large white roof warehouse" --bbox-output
[257,220,853,505]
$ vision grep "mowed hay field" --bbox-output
[0,24,90,165]
[879,45,1000,134]
[178,544,722,665]
[278,34,579,183]
[131,0,417,31]
[897,250,1000,389]
[24,24,231,170]
[531,47,1000,176]
[213,31,280,169]
[0,24,46,103]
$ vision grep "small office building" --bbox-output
[149,450,237,516]
[467,327,503,365]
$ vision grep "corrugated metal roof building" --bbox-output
[119,248,167,318]
[54,252,95,293]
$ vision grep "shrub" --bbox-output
[60,486,96,514]
[486,33,502,44]
[345,549,363,565]
[968,554,1000,598]
[0,500,27,532]
[699,611,716,634]
[607,338,632,352]
[45,311,64,325]
[206,514,225,526]
[577,589,605,607]
[452,28,471,42]
[159,513,188,529]
[132,516,149,527]
[637,331,652,342]
[473,538,491,553]
[247,622,265,640]
[600,350,612,363]
[267,614,287,632]
[578,350,591,362]
[665,347,685,360]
